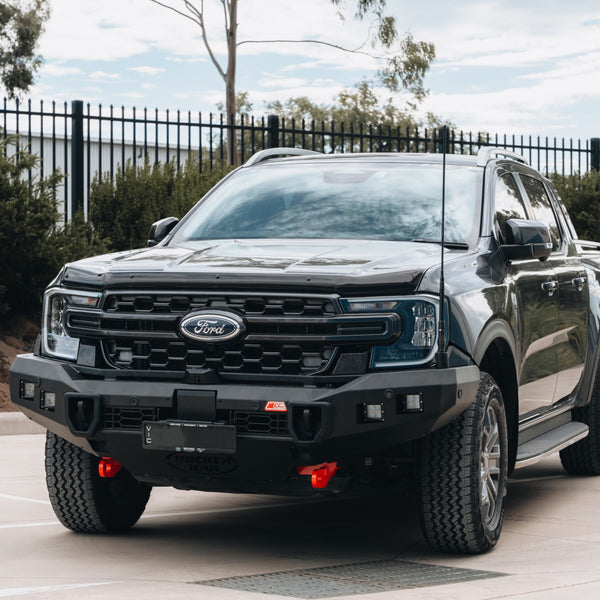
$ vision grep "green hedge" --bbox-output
[0,139,109,316]
[550,170,600,242]
[89,155,233,251]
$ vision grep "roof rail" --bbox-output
[574,239,600,251]
[476,147,529,167]
[244,147,322,167]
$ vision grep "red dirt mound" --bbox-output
[0,315,39,411]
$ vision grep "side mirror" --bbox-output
[148,217,179,247]
[500,218,553,261]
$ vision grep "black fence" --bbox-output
[1,98,598,222]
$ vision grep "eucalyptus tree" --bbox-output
[148,0,435,164]
[0,0,49,98]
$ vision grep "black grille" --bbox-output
[66,291,394,378]
[98,292,342,375]
[101,407,289,437]
[104,293,337,317]
[102,407,162,430]
[103,339,334,374]
[234,412,289,436]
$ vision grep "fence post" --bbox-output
[267,115,279,148]
[592,138,600,171]
[437,126,451,154]
[70,100,84,219]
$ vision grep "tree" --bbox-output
[550,170,600,241]
[0,0,49,99]
[148,0,435,164]
[267,80,446,153]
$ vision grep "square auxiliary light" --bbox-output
[362,402,385,422]
[40,391,56,410]
[401,393,423,413]
[20,380,36,400]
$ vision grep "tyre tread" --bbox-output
[45,431,150,533]
[420,373,507,554]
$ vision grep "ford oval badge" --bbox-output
[179,310,245,343]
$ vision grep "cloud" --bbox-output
[421,66,600,138]
[40,63,85,77]
[40,0,376,66]
[257,76,309,89]
[165,56,207,64]
[418,2,600,72]
[129,66,165,76]
[88,71,121,82]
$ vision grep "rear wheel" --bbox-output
[45,431,151,533]
[420,372,508,553]
[560,369,600,475]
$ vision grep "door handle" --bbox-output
[541,280,558,296]
[572,276,587,291]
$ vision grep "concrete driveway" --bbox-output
[1,431,600,599]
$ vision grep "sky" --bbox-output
[21,0,600,142]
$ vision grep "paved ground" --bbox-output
[0,412,44,435]
[2,432,600,599]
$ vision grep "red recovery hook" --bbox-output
[98,457,122,478]
[297,461,339,489]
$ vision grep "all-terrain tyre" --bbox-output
[560,369,600,475]
[45,431,151,533]
[420,372,508,554]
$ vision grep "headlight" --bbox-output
[341,296,438,367]
[42,288,102,360]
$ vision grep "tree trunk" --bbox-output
[225,0,238,166]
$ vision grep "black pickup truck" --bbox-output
[11,146,600,553]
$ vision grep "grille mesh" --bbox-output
[234,412,288,436]
[199,559,505,598]
[101,407,290,437]
[96,292,340,375]
[103,338,334,374]
[104,293,337,317]
[103,407,162,430]
[67,292,386,377]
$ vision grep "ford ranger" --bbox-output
[10,146,600,553]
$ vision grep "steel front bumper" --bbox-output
[11,353,480,490]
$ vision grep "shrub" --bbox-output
[89,155,233,252]
[0,138,110,316]
[550,170,600,242]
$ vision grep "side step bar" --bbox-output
[515,422,589,468]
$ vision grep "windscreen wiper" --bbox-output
[411,238,469,250]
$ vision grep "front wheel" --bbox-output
[45,431,151,533]
[419,373,508,553]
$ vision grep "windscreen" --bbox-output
[171,162,480,244]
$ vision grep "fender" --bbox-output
[471,318,518,372]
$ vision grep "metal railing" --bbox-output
[1,99,598,222]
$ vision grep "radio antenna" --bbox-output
[436,125,449,369]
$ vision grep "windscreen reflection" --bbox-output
[172,163,480,244]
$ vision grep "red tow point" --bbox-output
[297,461,339,489]
[98,457,122,478]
